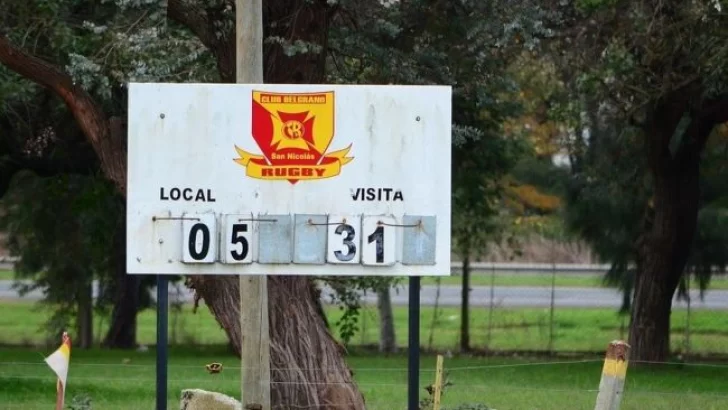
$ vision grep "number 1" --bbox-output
[362,216,395,266]
[367,226,384,263]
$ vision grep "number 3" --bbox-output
[327,215,361,264]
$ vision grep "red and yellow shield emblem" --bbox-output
[234,91,353,184]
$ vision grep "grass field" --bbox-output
[1,300,728,409]
[1,346,727,409]
[4,268,728,289]
[1,300,727,355]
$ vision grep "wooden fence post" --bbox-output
[594,340,630,410]
[432,354,444,410]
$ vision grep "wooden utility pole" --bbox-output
[236,1,271,409]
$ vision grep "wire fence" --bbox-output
[3,258,728,355]
[345,265,728,357]
[2,262,728,408]
[1,359,728,409]
[1,276,727,356]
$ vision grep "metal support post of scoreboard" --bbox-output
[156,275,168,410]
[408,276,421,410]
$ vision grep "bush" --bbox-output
[418,374,494,410]
[67,393,93,410]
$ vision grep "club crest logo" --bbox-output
[234,91,353,184]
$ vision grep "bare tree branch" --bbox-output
[0,36,125,192]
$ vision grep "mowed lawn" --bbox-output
[1,346,728,409]
[0,300,728,408]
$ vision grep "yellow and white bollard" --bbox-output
[594,340,630,410]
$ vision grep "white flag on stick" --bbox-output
[45,331,71,410]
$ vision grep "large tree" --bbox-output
[0,0,365,407]
[541,0,728,361]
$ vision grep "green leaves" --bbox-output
[0,171,124,338]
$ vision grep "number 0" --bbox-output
[188,223,211,260]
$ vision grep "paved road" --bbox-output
[1,279,726,309]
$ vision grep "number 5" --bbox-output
[221,214,254,264]
[327,215,361,264]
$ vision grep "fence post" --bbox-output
[486,264,495,349]
[685,272,692,356]
[548,258,556,353]
[594,340,630,410]
[432,354,445,410]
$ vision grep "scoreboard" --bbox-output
[126,83,451,276]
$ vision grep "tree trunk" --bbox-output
[104,216,141,349]
[377,286,396,354]
[0,1,366,407]
[190,276,365,408]
[630,163,698,361]
[76,280,94,349]
[311,281,330,329]
[460,253,470,352]
[629,91,728,362]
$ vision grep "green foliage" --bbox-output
[1,0,216,108]
[510,157,570,200]
[685,207,728,295]
[0,0,554,348]
[561,118,728,310]
[321,0,543,317]
[0,171,125,338]
[575,0,619,12]
[549,0,728,117]
[350,0,529,254]
[558,117,648,310]
[681,133,728,298]
[526,0,728,321]
[335,304,360,346]
[0,1,207,343]
[321,277,399,344]
[67,393,93,410]
[418,371,493,410]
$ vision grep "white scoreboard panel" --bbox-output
[126,83,451,276]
